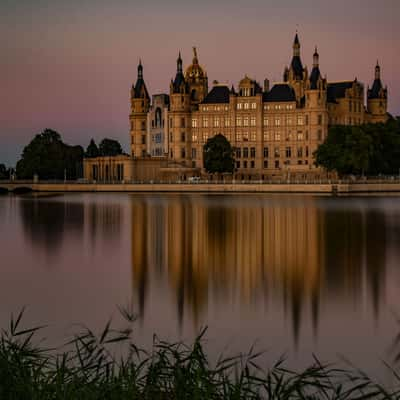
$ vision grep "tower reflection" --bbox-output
[130,195,386,345]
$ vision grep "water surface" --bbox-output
[1,193,399,382]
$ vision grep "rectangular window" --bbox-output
[318,114,322,125]
[297,131,304,141]
[250,116,256,126]
[181,132,185,142]
[225,117,230,127]
[203,132,209,141]
[169,118,172,128]
[236,148,241,158]
[250,160,255,168]
[236,132,241,141]
[243,116,249,126]
[286,116,292,126]
[263,160,268,169]
[250,147,256,158]
[274,132,281,141]
[181,118,185,128]
[243,147,249,158]
[251,102,256,109]
[192,133,198,142]
[243,131,249,141]
[192,118,197,128]
[349,101,352,112]
[192,148,197,159]
[286,147,291,158]
[297,116,304,126]
[305,146,309,157]
[181,148,186,158]
[297,147,303,157]
[236,116,242,126]
[263,132,270,141]
[318,130,322,141]
[305,115,309,125]
[141,121,146,131]
[141,135,146,144]
[203,117,208,128]
[236,161,240,168]
[274,147,280,158]
[264,117,269,126]
[263,147,269,158]
[244,102,249,110]
[251,131,256,141]
[214,117,219,127]
[244,160,248,168]
[275,160,280,168]
[237,103,243,110]
[275,117,281,126]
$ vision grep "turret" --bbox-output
[367,61,388,122]
[185,47,208,106]
[130,60,151,158]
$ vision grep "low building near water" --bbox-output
[83,155,133,182]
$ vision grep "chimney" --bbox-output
[264,78,270,92]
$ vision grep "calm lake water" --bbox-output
[1,192,400,382]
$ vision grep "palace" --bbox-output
[84,33,389,182]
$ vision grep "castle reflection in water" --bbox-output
[131,195,386,344]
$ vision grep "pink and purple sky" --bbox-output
[1,0,399,166]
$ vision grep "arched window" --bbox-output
[155,108,162,127]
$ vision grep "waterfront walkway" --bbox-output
[1,180,400,194]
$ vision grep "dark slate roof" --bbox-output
[290,56,303,79]
[172,72,186,93]
[327,82,353,103]
[133,78,149,99]
[201,85,230,104]
[309,66,321,90]
[262,84,296,102]
[294,33,300,45]
[368,78,383,99]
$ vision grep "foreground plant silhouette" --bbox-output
[0,307,398,399]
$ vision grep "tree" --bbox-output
[16,129,84,180]
[0,164,8,180]
[99,138,123,157]
[203,134,235,174]
[315,119,400,176]
[85,139,99,158]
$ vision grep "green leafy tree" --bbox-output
[16,129,84,180]
[0,164,8,180]
[85,139,99,158]
[99,138,123,156]
[315,119,400,176]
[203,134,234,174]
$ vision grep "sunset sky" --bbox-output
[1,0,399,166]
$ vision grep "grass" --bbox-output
[0,307,399,399]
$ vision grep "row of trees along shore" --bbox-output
[10,129,124,180]
[1,118,400,180]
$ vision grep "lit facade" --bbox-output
[130,34,389,178]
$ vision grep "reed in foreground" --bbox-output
[0,308,398,399]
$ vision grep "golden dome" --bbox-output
[185,47,207,79]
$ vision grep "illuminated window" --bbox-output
[192,133,198,142]
[251,102,256,109]
[274,147,280,158]
[264,117,269,126]
[243,116,249,127]
[203,117,208,128]
[236,116,242,126]
[263,147,269,158]
[244,102,249,110]
[236,132,241,141]
[243,131,249,141]
[237,103,243,110]
[286,116,292,126]
[297,131,304,140]
[192,118,197,128]
[275,117,281,126]
[297,147,303,157]
[214,117,219,127]
[250,116,256,126]
[274,132,281,141]
[263,132,270,141]
[251,131,256,141]
[297,115,304,126]
[225,117,230,127]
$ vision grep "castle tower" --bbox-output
[305,47,328,148]
[367,61,388,123]
[130,60,150,158]
[284,33,308,103]
[185,47,208,108]
[168,53,191,164]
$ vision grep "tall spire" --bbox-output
[138,59,143,79]
[177,51,183,73]
[192,46,198,64]
[313,46,319,68]
[293,32,300,57]
[375,60,380,80]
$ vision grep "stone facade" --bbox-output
[83,155,133,182]
[128,34,389,179]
